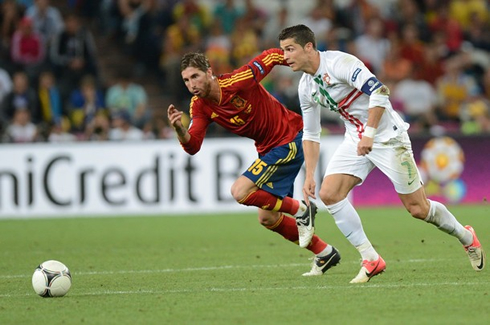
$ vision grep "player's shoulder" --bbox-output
[322,50,359,65]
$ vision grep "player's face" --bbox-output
[280,38,309,72]
[181,67,213,98]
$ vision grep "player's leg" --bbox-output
[259,208,340,276]
[321,138,386,283]
[231,176,306,217]
[232,133,316,247]
[372,133,485,271]
[399,187,485,271]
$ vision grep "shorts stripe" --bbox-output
[256,142,297,187]
[257,165,278,187]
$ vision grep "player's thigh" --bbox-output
[243,133,303,198]
[368,134,423,194]
[325,137,375,185]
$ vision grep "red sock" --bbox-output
[239,189,300,215]
[267,214,328,255]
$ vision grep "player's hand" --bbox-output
[357,136,374,156]
[302,177,316,205]
[167,104,184,129]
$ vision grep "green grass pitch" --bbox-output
[1,205,489,325]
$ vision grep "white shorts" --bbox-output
[325,132,422,194]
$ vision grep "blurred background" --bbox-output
[0,0,489,217]
[0,0,489,142]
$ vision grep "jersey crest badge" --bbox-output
[322,73,332,85]
[230,95,247,110]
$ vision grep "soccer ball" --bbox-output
[32,260,72,297]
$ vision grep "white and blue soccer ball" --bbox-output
[32,260,72,297]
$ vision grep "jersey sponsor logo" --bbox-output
[230,95,247,109]
[361,77,382,95]
[252,61,265,74]
[351,68,361,82]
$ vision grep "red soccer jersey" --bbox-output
[182,48,303,156]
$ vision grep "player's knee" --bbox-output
[230,183,245,202]
[406,203,427,220]
[319,187,343,205]
[258,212,278,227]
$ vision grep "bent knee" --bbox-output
[230,183,248,202]
[258,211,281,227]
[319,188,345,205]
[406,204,428,220]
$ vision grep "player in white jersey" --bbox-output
[278,24,485,283]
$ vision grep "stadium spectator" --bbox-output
[67,74,105,137]
[379,41,412,83]
[229,17,259,66]
[85,110,110,141]
[302,0,333,50]
[108,109,144,141]
[105,69,148,128]
[47,118,76,142]
[0,0,23,70]
[459,96,490,134]
[172,0,209,31]
[36,70,65,129]
[416,42,445,85]
[428,3,463,54]
[204,21,232,76]
[212,0,241,36]
[25,0,64,47]
[1,70,38,125]
[159,13,201,103]
[278,24,485,284]
[3,103,37,143]
[436,53,480,121]
[10,16,45,82]
[263,6,291,48]
[50,12,98,102]
[392,67,439,132]
[0,66,13,106]
[398,22,426,72]
[168,51,341,277]
[354,16,390,74]
[241,0,268,39]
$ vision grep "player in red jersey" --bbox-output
[167,50,340,276]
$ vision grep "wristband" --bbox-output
[363,126,377,138]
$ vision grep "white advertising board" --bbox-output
[0,136,343,219]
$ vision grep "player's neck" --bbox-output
[304,51,320,76]
[208,77,221,103]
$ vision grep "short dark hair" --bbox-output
[278,24,317,50]
[180,52,211,72]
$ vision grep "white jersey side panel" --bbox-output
[299,51,409,143]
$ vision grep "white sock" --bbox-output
[326,198,378,260]
[424,200,472,246]
[316,245,333,257]
[294,200,307,217]
[356,241,379,261]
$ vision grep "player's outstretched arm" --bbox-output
[167,104,190,144]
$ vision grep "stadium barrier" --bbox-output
[0,135,487,219]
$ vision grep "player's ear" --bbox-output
[305,42,314,52]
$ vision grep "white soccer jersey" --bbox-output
[299,50,409,143]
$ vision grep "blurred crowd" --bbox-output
[0,0,489,144]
